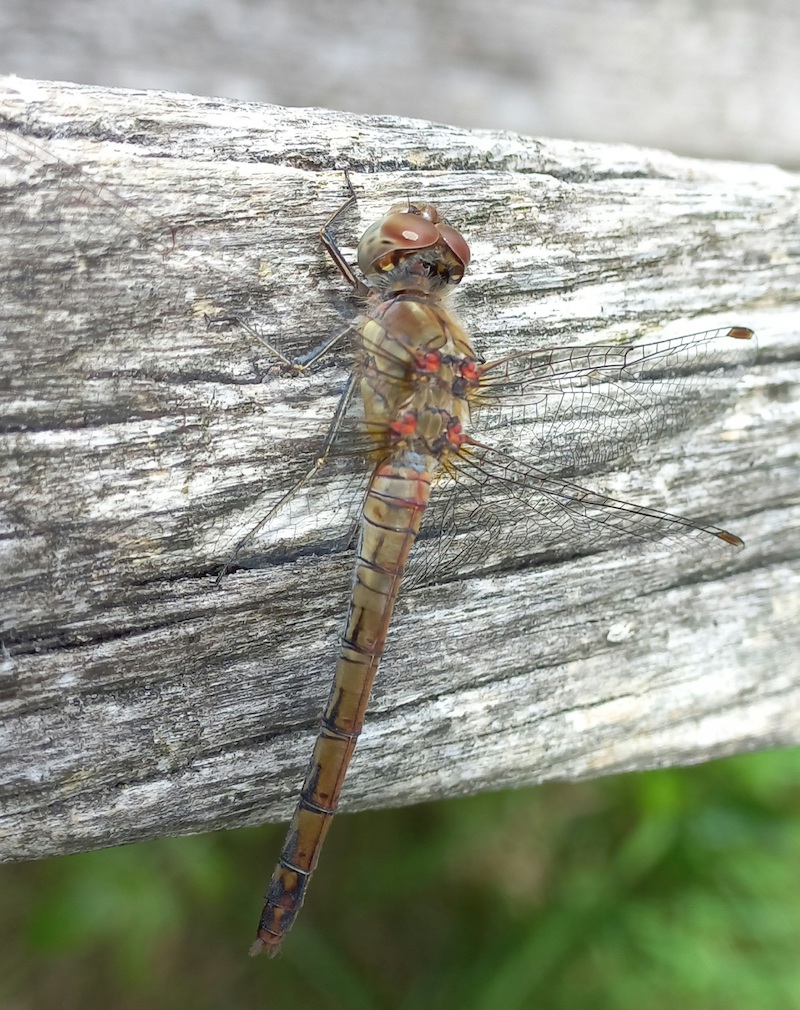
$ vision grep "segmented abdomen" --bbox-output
[251,452,434,956]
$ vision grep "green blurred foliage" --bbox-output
[2,748,799,1010]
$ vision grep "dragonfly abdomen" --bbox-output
[251,453,434,957]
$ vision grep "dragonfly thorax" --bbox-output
[359,295,480,462]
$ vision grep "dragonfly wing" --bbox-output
[213,376,376,573]
[473,327,756,476]
[2,124,384,627]
[218,460,370,572]
[405,443,742,589]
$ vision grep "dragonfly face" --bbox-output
[356,202,471,288]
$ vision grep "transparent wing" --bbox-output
[1,120,367,644]
[406,441,743,589]
[216,374,375,573]
[405,326,755,588]
[231,324,756,584]
[472,327,755,475]
[0,121,295,335]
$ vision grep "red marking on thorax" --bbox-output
[459,360,481,383]
[390,410,419,439]
[446,417,468,447]
[414,350,442,374]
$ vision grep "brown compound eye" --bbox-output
[357,212,441,274]
[438,224,471,268]
[380,213,441,250]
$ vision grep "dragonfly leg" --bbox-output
[228,314,360,373]
[290,319,361,370]
[229,174,367,371]
[319,170,370,298]
[214,174,367,372]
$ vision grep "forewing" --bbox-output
[472,328,756,475]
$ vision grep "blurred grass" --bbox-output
[2,748,799,1010]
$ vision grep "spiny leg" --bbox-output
[257,173,369,370]
[213,173,367,371]
[319,170,370,298]
[235,314,360,371]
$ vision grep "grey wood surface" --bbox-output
[1,76,798,863]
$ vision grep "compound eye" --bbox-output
[438,224,471,268]
[379,212,441,250]
[357,212,442,274]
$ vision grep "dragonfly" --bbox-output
[244,178,755,956]
[0,119,754,956]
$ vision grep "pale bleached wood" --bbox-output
[0,77,798,862]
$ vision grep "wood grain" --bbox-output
[1,76,798,862]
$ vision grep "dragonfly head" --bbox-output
[357,203,471,289]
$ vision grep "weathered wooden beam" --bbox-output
[1,76,798,862]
